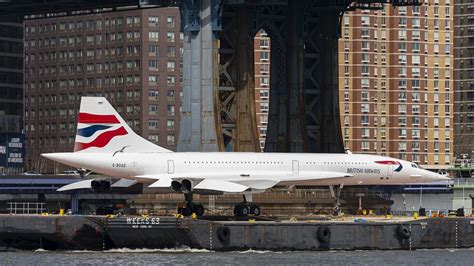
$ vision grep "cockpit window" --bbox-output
[411,163,418,168]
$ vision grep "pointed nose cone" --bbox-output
[424,170,452,182]
[437,174,452,181]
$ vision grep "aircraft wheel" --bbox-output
[233,204,240,216]
[194,204,205,217]
[234,203,249,217]
[251,205,261,216]
[181,207,193,217]
[240,205,249,216]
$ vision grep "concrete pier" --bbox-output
[1,214,474,251]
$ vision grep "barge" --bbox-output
[0,214,473,251]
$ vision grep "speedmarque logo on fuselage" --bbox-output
[375,160,403,172]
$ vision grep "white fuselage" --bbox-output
[44,152,447,187]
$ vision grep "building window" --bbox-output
[149,16,159,26]
[412,42,420,52]
[361,141,369,150]
[260,39,269,48]
[148,105,159,115]
[398,42,406,51]
[167,61,175,72]
[260,77,269,86]
[398,18,407,27]
[148,119,159,130]
[167,105,175,116]
[167,46,175,57]
[148,90,159,100]
[260,89,269,99]
[260,64,269,74]
[134,16,141,26]
[148,75,158,85]
[361,128,369,138]
[398,142,407,151]
[361,53,369,63]
[398,30,407,40]
[412,129,420,139]
[361,66,370,75]
[361,41,369,50]
[148,134,159,143]
[167,90,175,101]
[412,67,420,77]
[149,31,159,41]
[167,32,175,42]
[149,45,158,55]
[167,17,175,27]
[167,135,175,145]
[260,102,269,113]
[398,92,407,101]
[361,116,369,124]
[149,60,158,70]
[398,104,407,114]
[398,117,407,126]
[412,92,420,101]
[361,103,370,113]
[361,16,370,26]
[412,105,420,114]
[398,129,407,138]
[167,120,175,130]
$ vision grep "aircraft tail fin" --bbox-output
[74,97,172,153]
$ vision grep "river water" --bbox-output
[1,248,473,265]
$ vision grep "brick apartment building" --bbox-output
[338,1,454,168]
[254,29,271,151]
[24,8,183,172]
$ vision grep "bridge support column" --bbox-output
[217,7,260,151]
[178,0,222,152]
[317,12,343,153]
[286,0,307,152]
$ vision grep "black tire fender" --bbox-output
[317,226,331,243]
[396,224,411,239]
[216,226,231,245]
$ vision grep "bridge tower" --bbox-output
[177,0,417,153]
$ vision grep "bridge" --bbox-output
[0,0,420,153]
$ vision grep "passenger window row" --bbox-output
[183,161,284,165]
[305,162,369,165]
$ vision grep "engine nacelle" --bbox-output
[171,179,193,192]
[181,179,192,192]
[91,179,111,193]
[171,181,182,192]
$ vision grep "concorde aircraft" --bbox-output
[42,97,450,217]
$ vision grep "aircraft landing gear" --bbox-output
[177,192,205,217]
[234,195,260,217]
[329,184,344,216]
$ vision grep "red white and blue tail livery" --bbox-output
[74,113,127,151]
[72,97,170,154]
